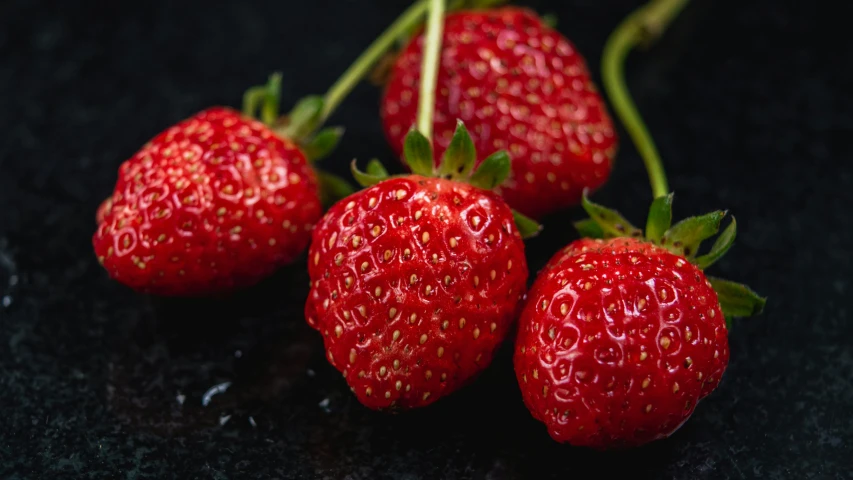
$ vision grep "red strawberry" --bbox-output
[305,124,536,410]
[381,7,617,219]
[514,194,764,448]
[93,106,322,296]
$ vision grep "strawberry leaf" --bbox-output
[438,121,476,180]
[282,95,325,141]
[261,72,283,125]
[242,86,266,120]
[242,72,283,125]
[574,218,605,239]
[303,127,344,162]
[541,13,558,28]
[581,192,642,238]
[694,217,737,269]
[707,276,766,321]
[351,159,389,188]
[403,129,434,176]
[513,210,542,239]
[645,193,673,244]
[468,150,510,190]
[317,171,356,207]
[662,210,726,258]
[366,158,389,178]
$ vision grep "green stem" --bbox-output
[601,0,689,199]
[321,0,430,122]
[416,0,446,140]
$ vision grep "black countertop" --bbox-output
[1,0,851,478]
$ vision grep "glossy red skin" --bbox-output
[381,7,617,219]
[514,238,729,448]
[93,107,321,296]
[306,176,528,410]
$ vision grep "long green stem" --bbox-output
[416,0,446,140]
[321,0,430,121]
[602,0,689,199]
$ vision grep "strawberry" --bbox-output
[305,123,537,410]
[92,67,354,296]
[513,194,765,448]
[92,81,338,296]
[381,7,617,219]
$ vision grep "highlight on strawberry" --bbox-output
[380,4,618,219]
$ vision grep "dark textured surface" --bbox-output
[1,0,850,478]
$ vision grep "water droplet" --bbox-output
[0,239,18,309]
[201,381,232,407]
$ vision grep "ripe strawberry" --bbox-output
[305,124,537,410]
[514,194,765,448]
[381,7,617,219]
[93,106,322,296]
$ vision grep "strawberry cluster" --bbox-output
[92,1,764,450]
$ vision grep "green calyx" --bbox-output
[243,72,283,126]
[243,73,339,150]
[242,73,353,206]
[576,191,765,323]
[350,121,541,239]
[540,13,559,28]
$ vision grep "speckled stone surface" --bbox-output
[1,0,850,478]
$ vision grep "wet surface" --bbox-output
[0,238,18,310]
[101,267,319,437]
[1,0,851,478]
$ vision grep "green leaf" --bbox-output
[403,129,434,176]
[580,192,642,238]
[707,276,766,320]
[242,86,267,119]
[261,72,283,125]
[282,95,324,141]
[574,218,605,239]
[541,13,558,28]
[694,217,737,269]
[351,159,388,188]
[468,150,510,190]
[645,193,673,243]
[366,158,389,178]
[303,127,344,162]
[662,210,726,258]
[513,210,542,239]
[317,171,356,207]
[437,121,477,180]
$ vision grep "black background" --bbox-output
[1,0,851,478]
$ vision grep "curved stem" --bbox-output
[602,0,689,199]
[321,0,430,122]
[416,0,446,140]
